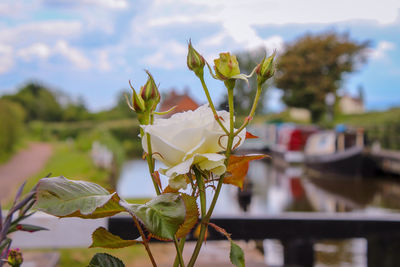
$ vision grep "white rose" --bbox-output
[141,104,246,189]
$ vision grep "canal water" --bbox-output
[117,158,400,266]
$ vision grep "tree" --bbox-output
[0,99,25,160]
[62,96,90,121]
[2,82,63,121]
[219,47,272,115]
[275,32,369,122]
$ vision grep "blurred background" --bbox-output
[0,0,400,266]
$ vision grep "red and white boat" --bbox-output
[270,124,318,167]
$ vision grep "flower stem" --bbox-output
[173,236,185,267]
[173,237,186,267]
[234,83,262,136]
[187,82,236,267]
[194,168,207,217]
[198,75,229,135]
[131,215,157,267]
[140,128,161,195]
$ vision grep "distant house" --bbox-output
[287,107,311,122]
[339,94,365,114]
[158,89,199,117]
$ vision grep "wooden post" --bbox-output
[282,238,314,267]
[356,128,364,148]
[338,133,345,151]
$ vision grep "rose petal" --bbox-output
[169,175,188,190]
[142,132,186,166]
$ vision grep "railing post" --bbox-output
[367,234,400,267]
[282,238,314,267]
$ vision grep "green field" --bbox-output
[24,142,111,194]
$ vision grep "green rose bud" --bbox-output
[132,89,146,113]
[129,81,146,113]
[213,52,240,81]
[187,40,205,77]
[256,51,276,85]
[7,249,23,267]
[129,71,160,118]
[140,70,160,104]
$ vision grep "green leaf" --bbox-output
[0,238,11,252]
[176,194,199,238]
[90,227,139,249]
[34,176,125,218]
[87,253,125,267]
[120,193,185,240]
[230,241,245,267]
[8,223,48,234]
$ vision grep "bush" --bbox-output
[0,100,25,161]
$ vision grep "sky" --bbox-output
[0,0,399,112]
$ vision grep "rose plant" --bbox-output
[0,182,47,267]
[32,41,275,267]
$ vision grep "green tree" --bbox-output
[62,96,90,121]
[0,99,25,161]
[219,47,271,115]
[275,32,369,122]
[2,82,63,121]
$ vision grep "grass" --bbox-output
[24,141,111,194]
[335,107,400,127]
[26,246,146,267]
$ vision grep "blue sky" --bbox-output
[0,0,399,112]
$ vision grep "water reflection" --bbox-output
[117,158,400,266]
[118,158,400,214]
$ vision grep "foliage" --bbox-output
[92,91,137,121]
[2,82,63,122]
[275,31,369,122]
[335,108,400,149]
[0,183,47,267]
[24,142,110,194]
[224,154,268,189]
[75,128,125,166]
[90,227,139,249]
[0,99,25,162]
[55,247,145,267]
[35,176,125,218]
[219,47,271,115]
[62,97,91,122]
[87,253,125,267]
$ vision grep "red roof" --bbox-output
[159,90,199,117]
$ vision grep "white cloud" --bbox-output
[148,0,400,26]
[0,21,82,46]
[369,41,395,60]
[86,0,128,9]
[141,41,187,69]
[42,0,128,9]
[130,0,399,71]
[17,43,52,61]
[55,40,91,70]
[0,1,39,19]
[14,41,92,70]
[0,44,14,74]
[96,50,112,71]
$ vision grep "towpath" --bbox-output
[0,142,53,203]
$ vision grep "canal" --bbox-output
[117,158,400,266]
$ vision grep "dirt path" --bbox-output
[0,142,53,203]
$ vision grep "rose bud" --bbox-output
[187,40,205,77]
[214,52,240,81]
[7,248,23,267]
[256,51,276,85]
[129,82,146,113]
[140,71,160,103]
